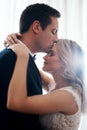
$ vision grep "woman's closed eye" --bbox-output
[48,50,55,56]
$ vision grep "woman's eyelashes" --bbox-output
[48,50,55,56]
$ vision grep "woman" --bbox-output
[6,37,85,130]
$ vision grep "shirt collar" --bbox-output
[27,48,33,56]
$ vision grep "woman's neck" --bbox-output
[52,71,71,89]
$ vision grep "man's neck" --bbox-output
[19,34,36,54]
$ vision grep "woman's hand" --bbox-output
[4,33,22,47]
[8,41,29,58]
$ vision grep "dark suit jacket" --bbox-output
[0,48,42,130]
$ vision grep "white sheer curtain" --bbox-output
[0,0,87,48]
[0,0,87,129]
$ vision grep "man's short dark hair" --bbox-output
[19,3,61,33]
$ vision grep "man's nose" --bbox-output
[53,40,58,45]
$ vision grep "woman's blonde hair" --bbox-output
[57,39,86,112]
[57,39,85,87]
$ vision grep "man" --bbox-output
[0,3,60,130]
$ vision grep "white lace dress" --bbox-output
[39,86,81,130]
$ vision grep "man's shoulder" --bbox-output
[0,48,16,57]
[0,48,17,61]
[0,48,17,66]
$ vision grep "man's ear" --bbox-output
[32,20,41,34]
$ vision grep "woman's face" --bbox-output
[43,44,62,73]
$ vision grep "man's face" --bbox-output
[35,17,59,53]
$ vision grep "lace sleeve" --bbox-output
[60,86,81,111]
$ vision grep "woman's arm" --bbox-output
[7,42,29,110]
